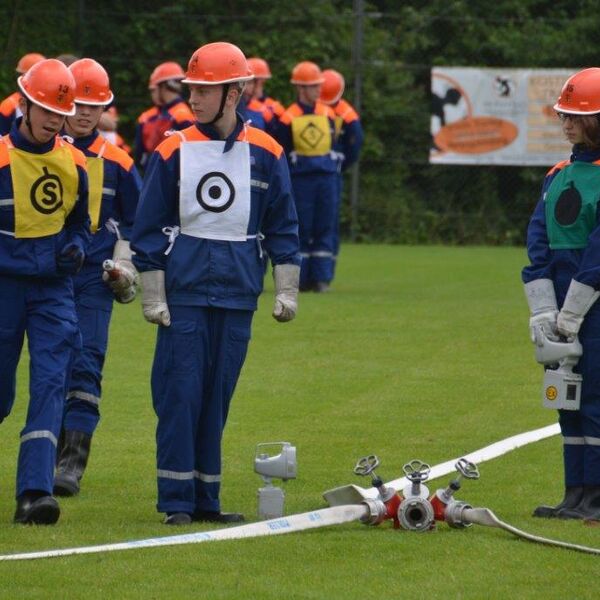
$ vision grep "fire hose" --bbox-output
[1,425,599,561]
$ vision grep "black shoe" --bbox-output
[533,485,584,518]
[558,485,600,520]
[54,430,92,497]
[192,510,245,523]
[314,281,330,293]
[53,471,80,497]
[299,283,314,292]
[14,493,60,525]
[164,512,192,525]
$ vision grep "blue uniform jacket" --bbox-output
[523,145,600,297]
[68,130,141,269]
[0,120,90,278]
[131,115,300,311]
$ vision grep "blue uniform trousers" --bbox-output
[291,172,337,287]
[332,173,343,279]
[554,270,600,487]
[151,305,253,514]
[0,274,79,496]
[63,269,114,436]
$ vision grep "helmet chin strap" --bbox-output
[207,83,230,125]
[23,99,45,144]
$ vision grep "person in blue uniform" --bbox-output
[53,58,142,497]
[131,42,300,526]
[273,61,337,292]
[523,68,600,521]
[134,62,195,171]
[0,59,90,524]
[319,69,364,280]
[0,53,46,135]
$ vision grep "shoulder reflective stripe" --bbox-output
[562,436,585,445]
[250,179,269,190]
[157,469,194,480]
[194,471,221,483]
[584,436,600,446]
[0,198,14,206]
[20,430,58,446]
[67,390,100,406]
[102,187,116,197]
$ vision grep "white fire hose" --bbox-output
[0,505,366,562]
[1,423,599,561]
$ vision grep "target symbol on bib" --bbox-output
[196,171,235,213]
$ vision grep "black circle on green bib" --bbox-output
[555,182,582,226]
[196,171,235,213]
[30,166,64,215]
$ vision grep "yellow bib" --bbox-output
[10,145,79,239]
[334,115,344,139]
[291,114,332,156]
[86,156,104,233]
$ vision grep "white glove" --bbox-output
[557,280,600,339]
[272,264,299,322]
[102,240,139,303]
[140,270,171,326]
[524,279,559,342]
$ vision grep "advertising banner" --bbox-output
[430,67,574,166]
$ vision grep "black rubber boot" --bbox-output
[53,430,92,497]
[14,491,60,525]
[533,486,584,518]
[192,510,245,524]
[557,485,600,520]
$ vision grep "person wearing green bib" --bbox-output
[523,68,600,522]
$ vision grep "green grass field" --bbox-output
[0,245,598,599]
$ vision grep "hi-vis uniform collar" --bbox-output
[0,135,80,238]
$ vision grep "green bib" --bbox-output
[545,161,600,249]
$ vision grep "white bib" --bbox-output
[179,140,251,241]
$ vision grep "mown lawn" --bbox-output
[0,245,597,599]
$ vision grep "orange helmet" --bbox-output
[148,61,186,89]
[182,42,253,85]
[247,57,272,80]
[320,69,345,105]
[16,52,46,74]
[17,58,76,116]
[69,58,114,106]
[554,68,600,115]
[290,61,324,85]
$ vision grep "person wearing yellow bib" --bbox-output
[273,61,338,293]
[0,59,91,525]
[52,59,142,498]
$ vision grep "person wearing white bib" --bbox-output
[131,42,300,526]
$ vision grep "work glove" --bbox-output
[57,242,85,275]
[557,280,600,339]
[102,240,138,304]
[272,264,300,323]
[140,270,171,326]
[524,279,559,342]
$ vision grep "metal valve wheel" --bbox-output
[354,455,380,477]
[455,458,480,480]
[402,459,431,482]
